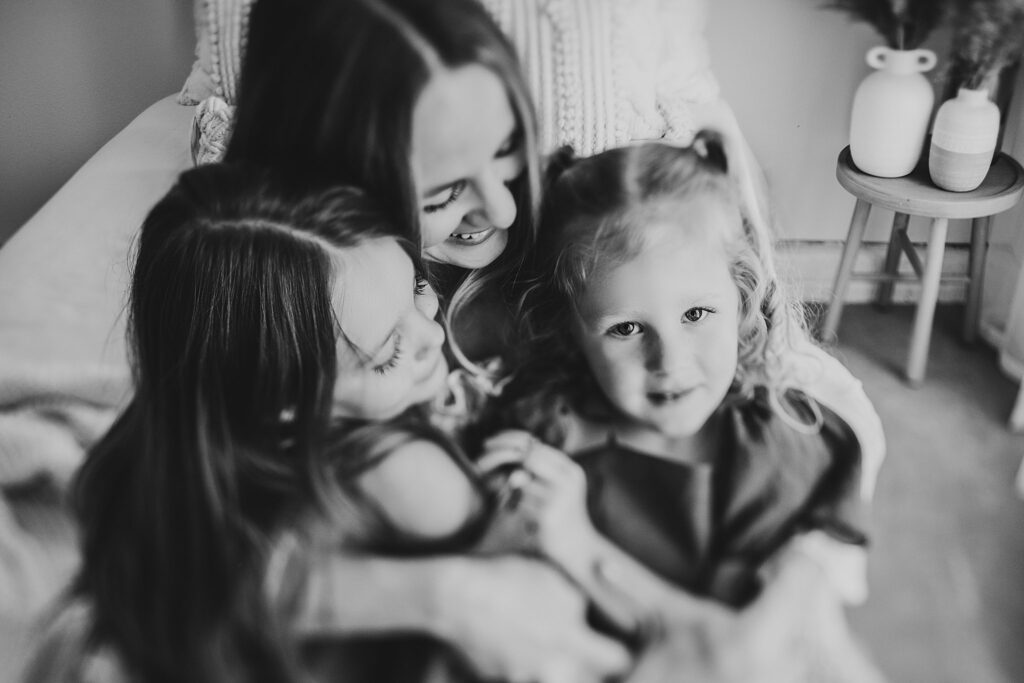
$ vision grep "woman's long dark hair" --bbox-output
[69,164,397,682]
[226,0,542,367]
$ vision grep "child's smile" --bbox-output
[646,387,695,406]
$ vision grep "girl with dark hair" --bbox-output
[23,163,627,683]
[484,132,887,681]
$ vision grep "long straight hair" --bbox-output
[227,0,542,364]
[68,164,398,682]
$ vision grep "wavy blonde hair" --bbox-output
[514,131,808,412]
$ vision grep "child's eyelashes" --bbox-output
[683,307,715,323]
[414,273,430,296]
[423,180,467,214]
[604,308,717,337]
[373,334,404,375]
[606,321,643,338]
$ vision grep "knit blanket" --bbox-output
[0,361,128,617]
[0,95,192,627]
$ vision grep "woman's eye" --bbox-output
[423,180,467,214]
[372,335,404,375]
[496,129,522,158]
[683,307,713,323]
[607,321,642,338]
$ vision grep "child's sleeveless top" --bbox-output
[574,388,867,608]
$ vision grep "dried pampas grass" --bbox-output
[822,0,952,49]
[950,0,1024,89]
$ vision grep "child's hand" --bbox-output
[476,430,598,582]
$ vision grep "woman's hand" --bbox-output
[436,554,633,683]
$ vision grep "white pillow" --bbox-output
[477,0,721,155]
[185,0,725,161]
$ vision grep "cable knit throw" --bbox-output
[191,96,235,166]
[477,0,719,155]
[179,0,253,106]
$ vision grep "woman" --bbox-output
[227,0,541,363]
[218,3,635,680]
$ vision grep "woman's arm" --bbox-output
[271,433,631,683]
[286,550,632,683]
[623,536,885,683]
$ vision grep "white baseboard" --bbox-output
[778,240,970,303]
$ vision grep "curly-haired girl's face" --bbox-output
[411,64,526,270]
[572,198,740,441]
[331,238,449,420]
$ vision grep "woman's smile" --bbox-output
[448,226,498,246]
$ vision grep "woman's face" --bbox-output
[411,64,526,270]
[331,238,449,420]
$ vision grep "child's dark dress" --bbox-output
[557,387,867,608]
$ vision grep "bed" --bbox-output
[0,94,193,679]
[0,3,886,678]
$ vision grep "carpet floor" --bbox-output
[826,303,1024,683]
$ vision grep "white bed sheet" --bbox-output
[0,94,193,627]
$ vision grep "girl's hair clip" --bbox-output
[544,145,577,187]
[691,129,729,174]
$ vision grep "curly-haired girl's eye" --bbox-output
[683,307,714,323]
[607,321,642,338]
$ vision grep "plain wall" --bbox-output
[0,0,194,245]
[708,0,960,242]
[0,0,982,298]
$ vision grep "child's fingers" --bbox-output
[476,446,529,473]
[523,446,580,482]
[482,429,535,452]
[478,431,539,472]
[522,448,586,500]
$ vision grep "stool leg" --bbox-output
[906,217,949,385]
[822,199,871,342]
[964,215,990,344]
[876,212,909,308]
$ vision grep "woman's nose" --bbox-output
[472,174,517,230]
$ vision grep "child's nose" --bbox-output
[644,333,690,376]
[413,315,446,362]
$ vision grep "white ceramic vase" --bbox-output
[849,46,937,178]
[929,88,1000,192]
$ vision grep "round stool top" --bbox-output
[836,146,1024,219]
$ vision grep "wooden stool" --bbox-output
[823,146,1024,385]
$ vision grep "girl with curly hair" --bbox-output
[482,131,887,681]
